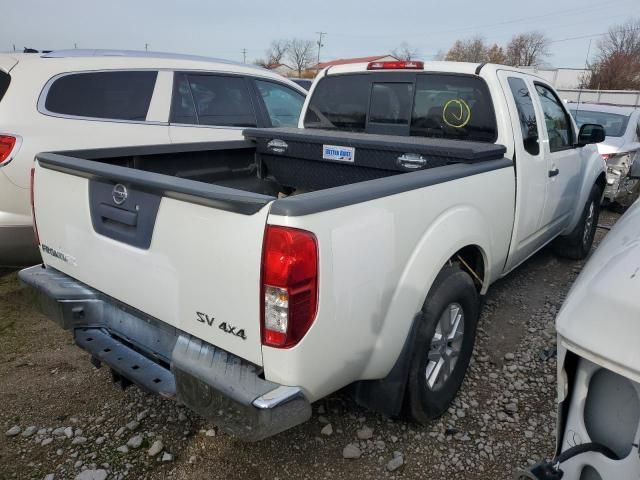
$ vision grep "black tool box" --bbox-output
[243,127,507,190]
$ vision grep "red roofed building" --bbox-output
[311,54,399,70]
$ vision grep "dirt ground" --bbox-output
[0,210,620,480]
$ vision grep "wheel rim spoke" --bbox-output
[425,302,466,391]
[426,357,445,389]
[583,201,594,247]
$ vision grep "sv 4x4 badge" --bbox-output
[196,312,247,340]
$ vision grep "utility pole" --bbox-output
[145,43,149,51]
[12,44,16,52]
[74,43,77,49]
[315,32,326,69]
[241,48,247,63]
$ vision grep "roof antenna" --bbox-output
[574,39,592,125]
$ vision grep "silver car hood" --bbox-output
[556,200,640,376]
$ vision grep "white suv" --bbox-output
[0,49,306,265]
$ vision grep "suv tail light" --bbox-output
[367,60,424,70]
[261,225,318,348]
[30,167,40,245]
[0,135,17,165]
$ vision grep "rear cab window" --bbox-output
[304,73,497,142]
[43,71,158,121]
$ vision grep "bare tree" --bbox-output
[255,40,289,68]
[587,18,640,89]
[266,40,289,66]
[597,18,640,58]
[445,36,488,63]
[392,42,420,60]
[486,44,506,64]
[505,32,550,66]
[286,38,316,77]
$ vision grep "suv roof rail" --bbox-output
[41,49,258,69]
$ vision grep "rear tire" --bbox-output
[406,265,479,423]
[552,184,601,260]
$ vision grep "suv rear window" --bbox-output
[304,73,497,142]
[44,71,158,121]
[0,71,10,103]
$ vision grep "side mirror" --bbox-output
[577,123,606,146]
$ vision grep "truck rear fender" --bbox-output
[359,204,494,380]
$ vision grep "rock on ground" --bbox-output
[148,440,163,457]
[343,443,362,459]
[162,452,174,462]
[321,424,333,436]
[75,470,108,480]
[356,426,373,440]
[5,426,21,437]
[387,454,404,472]
[126,434,143,449]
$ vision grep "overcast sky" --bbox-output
[2,0,637,68]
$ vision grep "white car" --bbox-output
[0,49,306,266]
[519,195,640,479]
[21,60,606,441]
[569,103,640,207]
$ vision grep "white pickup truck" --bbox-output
[21,60,607,441]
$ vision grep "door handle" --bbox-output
[548,168,560,178]
[397,153,427,169]
[98,203,138,227]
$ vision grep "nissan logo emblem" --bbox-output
[112,184,128,205]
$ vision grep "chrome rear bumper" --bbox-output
[19,264,311,441]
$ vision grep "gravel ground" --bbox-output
[0,210,619,480]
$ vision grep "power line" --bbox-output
[548,25,640,44]
[328,0,627,39]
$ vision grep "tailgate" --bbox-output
[33,155,273,366]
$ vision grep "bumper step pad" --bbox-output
[75,328,176,398]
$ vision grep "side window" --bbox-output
[44,71,157,121]
[534,84,572,152]
[255,80,305,127]
[507,77,539,156]
[170,73,197,124]
[0,71,10,103]
[183,74,256,127]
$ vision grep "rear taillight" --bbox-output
[0,135,16,165]
[30,167,40,245]
[261,225,318,348]
[601,153,609,160]
[367,60,424,70]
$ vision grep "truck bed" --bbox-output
[42,129,508,206]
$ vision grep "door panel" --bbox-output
[498,72,548,271]
[533,83,581,234]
